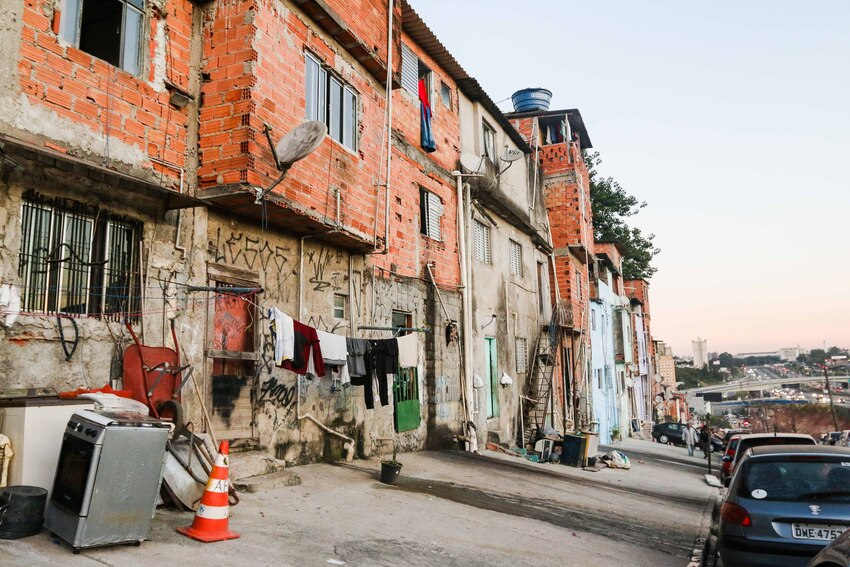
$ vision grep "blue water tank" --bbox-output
[511,88,553,112]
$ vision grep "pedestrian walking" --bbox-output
[682,423,697,456]
[699,423,710,459]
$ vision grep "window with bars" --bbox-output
[515,337,528,374]
[473,220,491,264]
[17,196,141,318]
[60,0,145,76]
[419,187,443,241]
[508,239,523,276]
[305,52,357,150]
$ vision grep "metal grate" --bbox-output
[18,195,141,320]
[515,337,528,373]
[400,43,418,96]
[509,239,523,276]
[473,220,491,264]
[419,187,443,241]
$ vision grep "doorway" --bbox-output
[485,337,499,418]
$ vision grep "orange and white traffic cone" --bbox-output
[176,440,240,543]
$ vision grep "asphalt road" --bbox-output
[7,441,716,567]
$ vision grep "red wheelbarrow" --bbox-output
[123,319,191,429]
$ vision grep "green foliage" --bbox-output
[676,365,725,390]
[584,150,659,280]
[710,414,731,429]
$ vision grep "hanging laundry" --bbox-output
[369,338,398,408]
[419,78,436,153]
[280,321,324,377]
[396,333,419,369]
[347,338,375,408]
[269,308,295,365]
[0,284,21,327]
[316,329,349,384]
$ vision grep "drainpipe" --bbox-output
[453,170,481,450]
[381,0,394,253]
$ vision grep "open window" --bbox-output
[305,52,358,151]
[419,187,443,241]
[482,120,496,161]
[401,44,436,153]
[60,0,144,76]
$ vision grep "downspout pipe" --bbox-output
[381,0,394,253]
[453,170,481,451]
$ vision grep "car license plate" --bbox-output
[791,523,847,541]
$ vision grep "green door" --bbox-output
[392,311,420,432]
[486,337,499,417]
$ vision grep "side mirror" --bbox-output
[722,455,732,462]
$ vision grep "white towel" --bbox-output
[317,329,349,384]
[0,284,21,327]
[271,308,294,365]
[397,333,419,368]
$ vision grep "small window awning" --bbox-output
[198,183,377,253]
[0,134,205,211]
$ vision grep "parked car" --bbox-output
[720,434,744,486]
[838,430,850,447]
[723,429,752,450]
[808,526,850,566]
[652,422,686,445]
[825,431,842,446]
[723,433,817,487]
[717,445,850,567]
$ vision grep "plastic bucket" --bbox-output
[0,486,47,539]
[379,461,402,485]
[511,88,553,112]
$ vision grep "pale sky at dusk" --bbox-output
[412,1,850,357]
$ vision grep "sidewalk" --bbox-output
[6,447,717,567]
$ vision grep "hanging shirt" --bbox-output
[396,333,419,369]
[419,78,436,153]
[369,338,399,408]
[281,321,324,377]
[317,329,349,384]
[270,308,295,365]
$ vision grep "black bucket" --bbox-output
[379,461,402,485]
[0,486,47,539]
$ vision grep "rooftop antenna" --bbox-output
[255,121,326,204]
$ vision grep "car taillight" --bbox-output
[721,502,751,527]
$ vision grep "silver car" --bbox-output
[717,445,850,567]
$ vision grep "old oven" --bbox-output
[45,409,170,553]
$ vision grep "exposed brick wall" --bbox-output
[16,0,193,185]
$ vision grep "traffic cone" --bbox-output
[176,440,240,542]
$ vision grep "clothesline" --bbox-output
[270,308,421,410]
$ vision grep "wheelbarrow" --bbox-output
[123,319,191,431]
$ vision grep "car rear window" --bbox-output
[739,437,815,453]
[743,459,850,501]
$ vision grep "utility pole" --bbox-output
[705,413,712,475]
[824,364,840,432]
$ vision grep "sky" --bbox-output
[412,0,850,357]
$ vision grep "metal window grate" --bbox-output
[509,239,523,276]
[18,195,141,320]
[473,220,491,264]
[515,337,528,374]
[400,43,418,95]
[419,187,443,241]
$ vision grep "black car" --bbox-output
[652,422,687,445]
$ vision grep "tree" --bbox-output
[810,349,828,364]
[584,151,660,279]
[718,352,736,370]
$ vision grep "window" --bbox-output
[401,44,436,153]
[482,120,496,161]
[591,309,597,331]
[60,0,144,76]
[419,187,443,240]
[400,44,418,96]
[440,81,451,108]
[333,294,347,319]
[18,195,141,318]
[305,52,357,150]
[509,239,523,276]
[473,220,491,264]
[515,338,528,374]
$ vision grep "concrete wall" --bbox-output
[590,279,619,444]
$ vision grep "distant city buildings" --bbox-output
[735,347,800,361]
[692,337,709,369]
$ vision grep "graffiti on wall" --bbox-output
[305,247,345,292]
[209,228,295,303]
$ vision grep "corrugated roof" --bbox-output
[401,1,531,153]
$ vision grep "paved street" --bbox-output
[6,439,716,567]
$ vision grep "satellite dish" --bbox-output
[275,121,326,166]
[501,148,523,163]
[255,121,326,203]
[620,295,630,306]
[459,152,484,175]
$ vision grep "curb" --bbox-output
[687,486,721,567]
